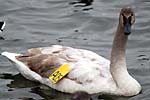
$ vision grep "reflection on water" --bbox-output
[0,73,40,88]
[0,73,71,100]
[0,0,150,100]
[0,73,136,100]
[69,0,94,6]
[69,0,93,11]
[0,73,144,100]
[30,87,71,100]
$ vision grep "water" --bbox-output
[0,0,150,100]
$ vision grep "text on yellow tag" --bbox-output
[49,63,69,83]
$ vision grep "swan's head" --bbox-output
[120,7,135,35]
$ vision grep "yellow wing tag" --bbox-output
[49,63,69,83]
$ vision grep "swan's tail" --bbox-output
[1,51,21,61]
[1,51,42,82]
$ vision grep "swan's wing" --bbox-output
[14,45,78,78]
[16,53,61,78]
[15,45,111,83]
[1,45,113,94]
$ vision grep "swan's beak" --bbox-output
[124,22,131,35]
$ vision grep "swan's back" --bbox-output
[19,45,111,83]
[1,45,115,94]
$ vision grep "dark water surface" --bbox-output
[0,0,150,100]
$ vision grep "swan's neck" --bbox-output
[110,23,141,96]
[110,23,128,72]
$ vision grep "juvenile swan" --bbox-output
[1,7,141,96]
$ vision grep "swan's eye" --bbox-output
[121,13,135,26]
[122,14,132,25]
[121,13,135,35]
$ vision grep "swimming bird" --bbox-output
[0,21,5,32]
[0,21,6,40]
[1,6,142,96]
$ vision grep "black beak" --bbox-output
[124,22,131,35]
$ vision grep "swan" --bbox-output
[1,6,142,96]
